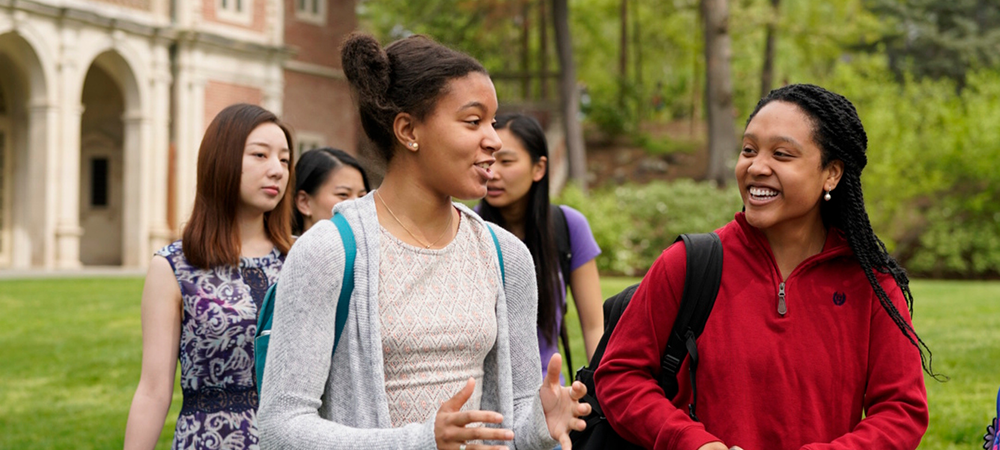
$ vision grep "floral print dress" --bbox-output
[156,241,283,450]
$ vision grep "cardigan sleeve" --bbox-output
[489,224,561,450]
[257,220,436,449]
[594,242,722,450]
[801,276,928,450]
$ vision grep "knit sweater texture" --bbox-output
[258,194,558,450]
[595,213,928,450]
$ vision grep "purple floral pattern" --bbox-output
[157,241,283,450]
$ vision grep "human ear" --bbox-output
[295,190,312,216]
[824,159,845,192]
[393,112,419,152]
[532,156,548,182]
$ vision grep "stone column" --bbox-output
[54,27,83,268]
[25,100,59,268]
[147,40,173,257]
[121,110,150,267]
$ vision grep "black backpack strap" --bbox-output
[658,232,723,421]
[551,204,575,379]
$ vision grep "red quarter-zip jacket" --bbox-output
[594,213,928,450]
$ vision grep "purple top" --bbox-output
[540,205,601,379]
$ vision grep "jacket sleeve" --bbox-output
[257,220,436,450]
[594,243,722,450]
[492,225,561,450]
[802,276,928,450]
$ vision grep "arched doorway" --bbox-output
[79,62,125,266]
[0,81,10,267]
[0,31,51,268]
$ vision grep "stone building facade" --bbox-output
[0,0,358,269]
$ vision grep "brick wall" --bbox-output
[284,0,356,68]
[281,71,357,153]
[204,80,263,130]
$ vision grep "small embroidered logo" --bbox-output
[833,292,847,306]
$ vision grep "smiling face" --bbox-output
[297,165,367,228]
[736,101,843,236]
[485,128,546,211]
[239,122,291,216]
[409,72,501,200]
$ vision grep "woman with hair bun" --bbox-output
[595,84,931,450]
[259,33,590,450]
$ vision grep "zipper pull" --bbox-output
[778,282,787,316]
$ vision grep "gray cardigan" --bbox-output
[258,194,558,449]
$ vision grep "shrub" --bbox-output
[557,180,742,276]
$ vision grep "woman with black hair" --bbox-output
[595,84,931,450]
[293,147,370,235]
[477,113,604,381]
[258,33,590,450]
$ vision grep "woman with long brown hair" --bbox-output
[124,103,294,449]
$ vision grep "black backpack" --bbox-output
[569,232,724,450]
[551,205,575,379]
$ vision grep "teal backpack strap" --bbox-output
[255,212,356,395]
[486,225,505,286]
[331,212,356,356]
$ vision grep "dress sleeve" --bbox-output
[560,206,601,271]
[800,276,928,450]
[594,242,721,450]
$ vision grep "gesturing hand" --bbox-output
[539,353,591,450]
[435,377,514,450]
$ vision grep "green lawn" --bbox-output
[0,276,996,449]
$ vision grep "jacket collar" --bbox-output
[733,212,853,271]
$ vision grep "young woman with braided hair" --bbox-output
[595,84,930,450]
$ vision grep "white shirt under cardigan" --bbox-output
[258,194,559,450]
[378,215,497,427]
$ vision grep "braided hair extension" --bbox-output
[747,84,940,378]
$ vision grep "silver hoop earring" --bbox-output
[824,190,832,201]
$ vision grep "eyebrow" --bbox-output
[246,141,290,153]
[743,133,802,148]
[458,101,487,112]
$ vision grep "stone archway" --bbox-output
[79,59,126,265]
[0,31,53,268]
[0,81,9,267]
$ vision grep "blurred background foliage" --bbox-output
[357,0,1000,278]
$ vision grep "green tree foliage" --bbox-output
[859,0,1000,89]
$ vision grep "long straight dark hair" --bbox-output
[478,114,562,345]
[182,103,295,269]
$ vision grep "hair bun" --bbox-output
[341,33,391,101]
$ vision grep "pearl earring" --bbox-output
[824,190,832,201]
[409,142,418,150]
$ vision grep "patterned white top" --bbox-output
[378,211,499,427]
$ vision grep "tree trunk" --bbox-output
[760,0,779,99]
[701,0,736,186]
[619,0,628,107]
[552,0,587,192]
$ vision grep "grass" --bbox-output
[0,276,996,449]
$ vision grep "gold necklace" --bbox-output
[375,190,454,249]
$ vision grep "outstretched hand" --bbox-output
[539,353,591,450]
[435,378,514,450]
